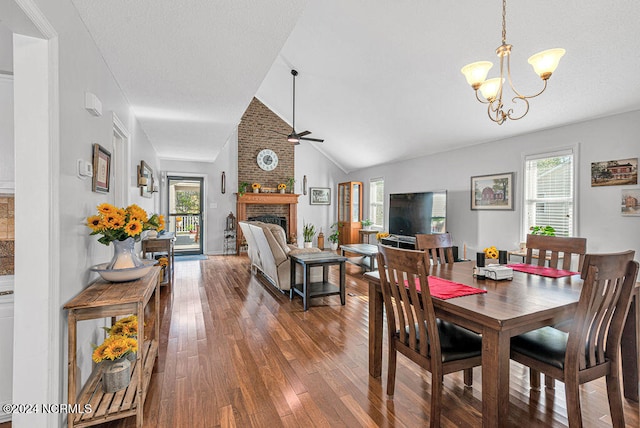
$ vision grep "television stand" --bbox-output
[380,236,462,261]
[380,235,416,249]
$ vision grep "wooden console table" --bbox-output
[64,267,161,428]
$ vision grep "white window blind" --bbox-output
[369,178,384,228]
[523,150,575,240]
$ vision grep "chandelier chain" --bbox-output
[501,0,507,45]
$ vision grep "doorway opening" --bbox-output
[167,176,204,254]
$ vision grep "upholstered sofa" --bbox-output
[238,221,323,292]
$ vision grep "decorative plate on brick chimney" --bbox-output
[257,149,278,171]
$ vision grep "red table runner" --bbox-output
[507,263,579,278]
[405,276,487,299]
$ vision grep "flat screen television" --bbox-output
[389,190,447,237]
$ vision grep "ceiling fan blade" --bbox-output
[297,130,311,137]
[300,137,324,143]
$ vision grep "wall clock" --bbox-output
[257,149,278,171]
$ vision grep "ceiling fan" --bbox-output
[279,69,324,145]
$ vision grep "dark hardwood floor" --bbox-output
[2,255,638,427]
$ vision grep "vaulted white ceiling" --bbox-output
[71,0,640,172]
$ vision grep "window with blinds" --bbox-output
[369,178,384,227]
[523,149,575,240]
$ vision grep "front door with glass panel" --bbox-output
[167,176,204,254]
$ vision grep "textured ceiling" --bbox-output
[72,0,640,171]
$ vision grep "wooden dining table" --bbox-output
[365,260,639,428]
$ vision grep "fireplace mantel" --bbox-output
[236,193,300,254]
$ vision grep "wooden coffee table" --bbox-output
[340,243,379,272]
[289,251,347,311]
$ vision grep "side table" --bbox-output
[358,229,378,244]
[289,252,347,311]
[142,233,175,288]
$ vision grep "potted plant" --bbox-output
[238,181,250,197]
[286,177,295,193]
[252,182,261,193]
[92,334,138,393]
[328,223,340,250]
[278,183,287,194]
[530,225,556,236]
[303,222,316,248]
[361,218,373,230]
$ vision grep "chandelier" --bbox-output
[460,0,565,124]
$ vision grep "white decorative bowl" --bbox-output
[90,260,156,282]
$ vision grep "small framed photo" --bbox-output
[310,187,331,205]
[92,143,111,193]
[621,189,640,216]
[471,172,514,210]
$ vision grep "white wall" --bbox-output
[346,111,640,259]
[0,74,13,184]
[159,130,236,255]
[0,24,12,73]
[294,143,348,246]
[9,2,161,424]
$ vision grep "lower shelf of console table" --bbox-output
[70,340,158,428]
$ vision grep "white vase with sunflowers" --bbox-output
[87,203,165,281]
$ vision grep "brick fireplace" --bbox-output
[236,193,299,253]
[236,98,299,253]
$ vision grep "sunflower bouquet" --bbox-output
[252,183,261,190]
[277,183,286,190]
[86,203,165,246]
[103,315,139,338]
[483,246,499,260]
[92,335,138,363]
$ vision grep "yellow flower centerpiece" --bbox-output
[484,246,499,261]
[87,203,165,278]
[278,183,286,193]
[252,183,261,193]
[87,203,164,246]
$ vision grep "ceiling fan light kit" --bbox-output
[461,0,565,124]
[284,69,324,144]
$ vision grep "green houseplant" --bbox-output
[303,222,316,248]
[361,218,373,230]
[530,225,556,236]
[238,181,250,197]
[286,177,295,193]
[328,223,340,250]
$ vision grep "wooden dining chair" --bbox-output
[524,234,587,271]
[376,245,482,427]
[415,232,455,264]
[510,250,639,428]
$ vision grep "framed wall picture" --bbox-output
[138,160,153,198]
[591,158,638,186]
[310,187,330,205]
[92,143,111,193]
[471,172,514,210]
[621,189,640,216]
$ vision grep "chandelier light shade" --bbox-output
[461,0,565,124]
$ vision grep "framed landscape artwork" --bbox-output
[310,187,330,205]
[471,172,514,210]
[591,158,637,186]
[621,189,640,216]
[92,143,111,193]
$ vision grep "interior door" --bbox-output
[167,176,204,254]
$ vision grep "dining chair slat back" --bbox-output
[510,250,638,428]
[525,234,587,271]
[415,233,455,264]
[376,244,482,428]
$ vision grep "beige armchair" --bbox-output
[239,221,323,291]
